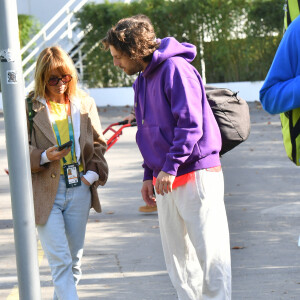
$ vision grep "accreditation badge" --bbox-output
[63,163,81,188]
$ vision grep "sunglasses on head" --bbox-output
[48,74,72,86]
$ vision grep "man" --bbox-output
[102,15,231,300]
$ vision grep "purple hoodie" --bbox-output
[133,37,221,181]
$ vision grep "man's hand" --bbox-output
[123,113,136,124]
[155,171,175,196]
[46,145,71,162]
[141,180,156,206]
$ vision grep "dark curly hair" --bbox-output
[101,15,160,62]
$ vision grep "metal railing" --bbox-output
[21,0,90,94]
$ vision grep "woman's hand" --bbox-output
[46,145,71,161]
[81,176,91,186]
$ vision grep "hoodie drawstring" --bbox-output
[136,72,146,126]
[142,78,147,125]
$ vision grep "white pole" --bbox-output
[199,23,206,84]
[0,0,41,299]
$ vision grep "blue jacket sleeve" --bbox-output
[259,16,300,114]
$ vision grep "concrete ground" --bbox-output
[0,102,300,299]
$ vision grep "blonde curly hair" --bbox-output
[32,46,83,101]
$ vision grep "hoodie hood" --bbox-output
[142,37,197,77]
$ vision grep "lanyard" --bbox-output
[47,96,75,164]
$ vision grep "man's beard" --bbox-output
[125,60,144,75]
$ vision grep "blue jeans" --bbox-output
[37,175,91,300]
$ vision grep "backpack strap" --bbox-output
[284,109,300,164]
[26,94,35,137]
[286,110,297,163]
[284,0,300,29]
[288,0,300,22]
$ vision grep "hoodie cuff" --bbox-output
[143,165,153,181]
[162,159,180,177]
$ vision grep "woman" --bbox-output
[28,46,108,299]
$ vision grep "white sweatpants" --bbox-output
[156,169,231,300]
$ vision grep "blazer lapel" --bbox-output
[33,102,56,145]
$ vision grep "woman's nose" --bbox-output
[57,79,64,86]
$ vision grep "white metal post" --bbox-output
[0,0,41,299]
[199,23,206,84]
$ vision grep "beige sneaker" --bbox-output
[139,204,157,213]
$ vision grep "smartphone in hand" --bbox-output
[57,140,73,151]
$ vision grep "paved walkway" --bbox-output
[0,103,300,299]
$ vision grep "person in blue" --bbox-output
[259,15,300,114]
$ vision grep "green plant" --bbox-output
[18,14,40,49]
[75,0,285,87]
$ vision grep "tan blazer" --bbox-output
[29,96,108,225]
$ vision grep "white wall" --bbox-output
[88,81,263,107]
[208,81,263,103]
[88,87,135,107]
[0,81,263,110]
[17,0,67,25]
[16,0,124,26]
